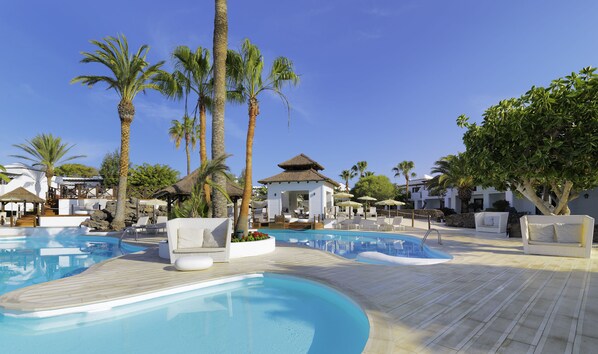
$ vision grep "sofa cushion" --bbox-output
[203,229,220,248]
[483,216,495,227]
[178,228,204,249]
[528,224,555,242]
[554,223,583,243]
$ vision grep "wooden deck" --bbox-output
[1,229,597,353]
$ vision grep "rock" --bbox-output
[81,219,110,231]
[445,213,476,228]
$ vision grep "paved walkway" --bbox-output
[0,229,596,353]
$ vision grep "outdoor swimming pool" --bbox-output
[0,233,144,295]
[0,273,370,354]
[264,229,452,265]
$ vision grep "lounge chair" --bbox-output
[391,217,405,231]
[377,217,392,231]
[356,207,365,217]
[131,216,150,230]
[166,218,233,264]
[360,219,378,231]
[368,207,377,218]
[146,216,168,234]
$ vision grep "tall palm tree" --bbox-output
[168,115,197,175]
[71,34,165,230]
[227,39,299,235]
[154,46,212,167]
[430,154,476,211]
[11,134,85,193]
[392,160,416,198]
[340,169,356,192]
[211,0,229,218]
[352,161,368,178]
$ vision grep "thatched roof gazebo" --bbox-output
[0,187,45,226]
[154,169,243,224]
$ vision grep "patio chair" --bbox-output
[131,216,150,230]
[356,207,365,217]
[391,216,405,231]
[166,218,233,263]
[377,216,392,231]
[368,207,377,218]
[360,219,378,231]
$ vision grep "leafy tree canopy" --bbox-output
[351,175,395,201]
[128,163,180,199]
[99,150,121,188]
[55,163,99,178]
[458,67,598,215]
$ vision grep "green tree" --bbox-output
[227,38,299,235]
[0,165,9,183]
[172,155,231,218]
[363,171,375,177]
[55,163,99,178]
[351,161,368,178]
[11,134,85,192]
[99,150,122,189]
[211,0,229,218]
[351,175,395,201]
[168,115,197,175]
[339,169,356,192]
[392,161,416,198]
[72,34,165,230]
[128,163,179,199]
[458,67,598,215]
[429,154,476,211]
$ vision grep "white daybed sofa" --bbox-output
[474,212,509,234]
[166,218,232,264]
[520,215,595,258]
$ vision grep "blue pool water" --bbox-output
[0,274,370,354]
[0,234,144,295]
[263,229,451,263]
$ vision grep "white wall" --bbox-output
[266,181,331,220]
[38,216,90,227]
[58,199,108,215]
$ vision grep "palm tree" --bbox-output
[430,154,476,212]
[0,165,9,183]
[168,115,197,175]
[340,169,356,192]
[392,161,416,198]
[154,46,212,167]
[11,134,85,193]
[227,38,299,235]
[211,0,229,218]
[352,161,368,178]
[172,154,231,218]
[71,34,165,230]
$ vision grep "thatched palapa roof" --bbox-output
[0,187,45,203]
[258,153,339,187]
[277,153,324,171]
[153,169,243,199]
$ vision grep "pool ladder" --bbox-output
[420,228,442,250]
[118,227,138,253]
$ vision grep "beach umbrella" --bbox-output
[375,199,406,217]
[333,192,354,199]
[357,196,377,219]
[337,200,362,219]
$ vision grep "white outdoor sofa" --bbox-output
[474,212,509,234]
[166,218,232,264]
[520,215,595,258]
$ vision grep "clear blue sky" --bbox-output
[1,1,597,185]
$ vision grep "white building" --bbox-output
[258,154,339,221]
[407,176,598,219]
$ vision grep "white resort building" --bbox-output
[258,154,339,221]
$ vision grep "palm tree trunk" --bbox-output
[405,177,410,199]
[113,101,134,230]
[236,100,258,235]
[211,0,228,218]
[199,101,211,205]
[185,136,191,176]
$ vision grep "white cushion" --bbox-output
[203,229,220,248]
[483,216,495,227]
[174,256,213,271]
[528,224,555,242]
[554,223,583,243]
[178,228,204,249]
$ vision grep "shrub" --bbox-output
[231,231,269,243]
